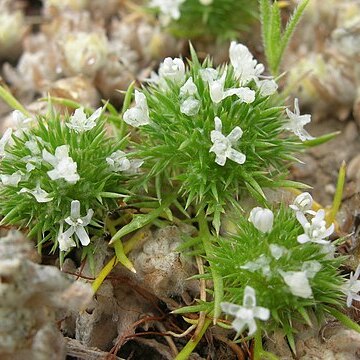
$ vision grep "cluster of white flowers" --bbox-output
[66,107,102,133]
[43,145,80,184]
[242,196,335,305]
[0,107,123,253]
[106,150,143,174]
[123,43,281,169]
[290,192,334,245]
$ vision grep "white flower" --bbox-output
[257,79,278,97]
[106,150,143,173]
[158,57,186,86]
[199,0,213,4]
[199,68,218,82]
[12,110,33,137]
[0,128,13,157]
[180,77,198,97]
[25,140,41,155]
[269,244,288,260]
[284,98,314,141]
[0,171,22,187]
[42,145,80,184]
[302,261,321,279]
[343,265,360,307]
[290,192,315,215]
[208,70,255,104]
[149,0,185,25]
[240,255,271,277]
[123,90,151,127]
[180,98,201,116]
[179,77,201,116]
[19,184,53,203]
[66,107,102,133]
[280,270,313,298]
[221,286,270,336]
[58,200,94,250]
[248,207,274,233]
[296,209,334,245]
[209,117,246,166]
[229,42,265,85]
[57,223,76,253]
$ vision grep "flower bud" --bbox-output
[290,192,313,213]
[248,207,274,233]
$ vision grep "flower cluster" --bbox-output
[0,107,138,255]
[123,42,309,230]
[149,0,258,40]
[207,195,347,337]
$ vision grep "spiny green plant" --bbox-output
[0,107,138,260]
[150,0,258,40]
[259,0,310,75]
[121,42,309,232]
[175,198,360,358]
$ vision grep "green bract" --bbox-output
[209,206,346,344]
[0,108,131,254]
[123,43,305,231]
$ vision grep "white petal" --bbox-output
[247,318,258,336]
[75,226,91,246]
[42,149,57,166]
[221,302,242,316]
[215,153,227,166]
[297,234,310,244]
[180,98,201,116]
[253,306,270,321]
[88,106,103,122]
[231,318,247,333]
[1,172,21,187]
[227,127,243,143]
[71,200,81,219]
[227,149,246,165]
[296,211,308,228]
[243,286,256,307]
[214,117,222,132]
[81,209,94,226]
[280,271,313,298]
[180,77,198,97]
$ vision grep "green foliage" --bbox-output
[124,44,304,231]
[0,108,128,253]
[167,0,258,40]
[259,0,310,75]
[207,206,346,339]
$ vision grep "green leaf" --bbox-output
[109,195,176,244]
[303,131,340,147]
[326,307,360,333]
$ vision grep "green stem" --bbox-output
[0,85,31,117]
[326,161,346,226]
[174,318,212,360]
[253,328,263,360]
[198,210,224,323]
